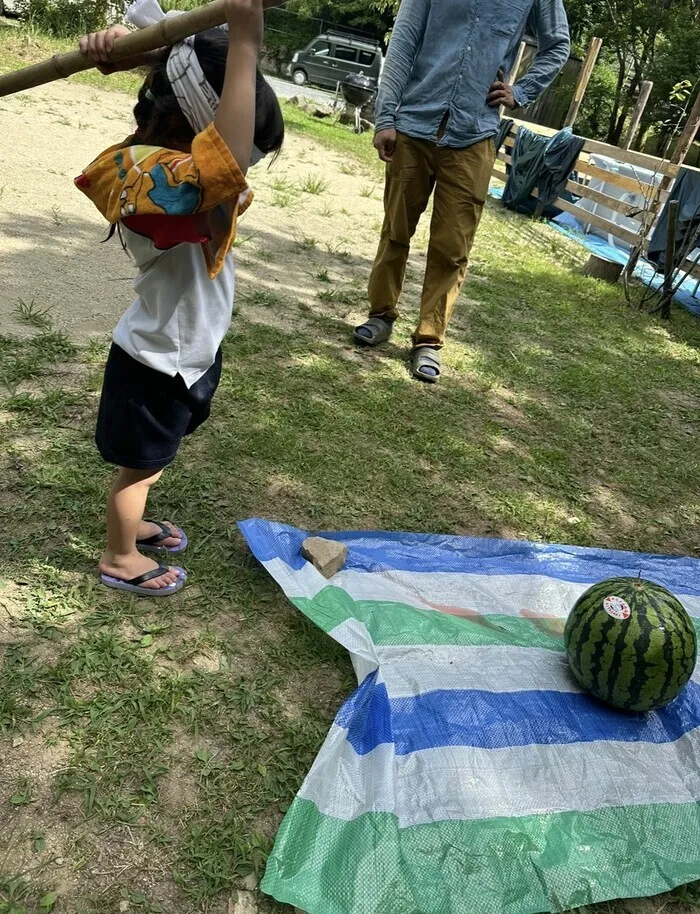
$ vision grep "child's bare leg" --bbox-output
[99,467,180,589]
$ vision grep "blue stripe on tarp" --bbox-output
[238,519,700,598]
[335,670,700,755]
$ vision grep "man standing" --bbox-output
[353,0,570,382]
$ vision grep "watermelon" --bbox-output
[564,577,697,712]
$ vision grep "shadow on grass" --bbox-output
[1,205,699,913]
[1,207,699,596]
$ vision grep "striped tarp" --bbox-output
[240,519,700,914]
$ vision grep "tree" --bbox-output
[285,0,395,42]
[642,7,700,152]
[563,0,698,145]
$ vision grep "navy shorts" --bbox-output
[95,343,222,471]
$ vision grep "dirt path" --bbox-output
[0,79,392,343]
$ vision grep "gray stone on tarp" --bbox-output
[301,537,348,579]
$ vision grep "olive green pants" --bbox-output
[367,132,495,347]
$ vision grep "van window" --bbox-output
[358,50,375,67]
[333,45,358,63]
[309,41,331,57]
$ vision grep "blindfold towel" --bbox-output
[125,0,264,166]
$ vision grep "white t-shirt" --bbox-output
[113,226,235,389]
[75,124,252,388]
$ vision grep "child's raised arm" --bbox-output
[213,0,263,176]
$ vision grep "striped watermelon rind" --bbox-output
[564,577,697,712]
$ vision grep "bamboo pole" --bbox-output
[0,0,280,98]
[564,36,602,129]
[623,79,653,150]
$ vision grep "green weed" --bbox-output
[299,175,329,196]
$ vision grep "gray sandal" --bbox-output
[412,346,441,383]
[353,317,394,347]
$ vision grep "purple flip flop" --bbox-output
[137,520,188,554]
[101,564,187,597]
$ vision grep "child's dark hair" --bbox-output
[133,27,284,158]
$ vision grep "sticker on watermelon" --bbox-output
[603,595,631,620]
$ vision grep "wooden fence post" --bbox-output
[508,40,527,84]
[660,89,700,193]
[500,40,527,118]
[564,36,603,129]
[669,88,700,167]
[623,80,653,150]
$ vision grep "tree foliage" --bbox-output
[549,0,699,147]
[276,0,699,149]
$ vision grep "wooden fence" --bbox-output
[491,119,700,281]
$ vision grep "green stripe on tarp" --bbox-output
[294,589,565,651]
[262,797,700,914]
[293,589,700,652]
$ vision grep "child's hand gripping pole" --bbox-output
[0,0,283,98]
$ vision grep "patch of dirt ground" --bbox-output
[0,79,408,344]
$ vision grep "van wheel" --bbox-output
[292,69,307,87]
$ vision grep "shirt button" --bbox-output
[475,16,479,21]
[467,45,472,51]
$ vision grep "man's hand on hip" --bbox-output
[374,128,397,163]
[487,70,517,109]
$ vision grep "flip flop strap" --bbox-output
[137,521,172,546]
[127,564,170,587]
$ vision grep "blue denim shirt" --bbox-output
[375,0,570,147]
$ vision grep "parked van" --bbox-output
[288,30,383,91]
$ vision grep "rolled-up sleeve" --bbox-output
[512,0,570,108]
[374,0,431,132]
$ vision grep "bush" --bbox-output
[575,53,619,141]
[16,0,127,37]
[262,7,318,74]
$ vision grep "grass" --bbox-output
[298,175,329,196]
[294,235,318,252]
[12,298,52,331]
[233,232,258,249]
[243,289,285,308]
[323,237,351,260]
[2,19,700,914]
[0,21,143,95]
[316,285,362,307]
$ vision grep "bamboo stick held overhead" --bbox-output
[0,0,279,98]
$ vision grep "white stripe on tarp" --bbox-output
[298,723,700,828]
[263,558,700,619]
[328,621,700,694]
